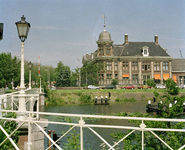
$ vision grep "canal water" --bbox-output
[43,101,147,149]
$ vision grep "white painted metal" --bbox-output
[0,109,185,149]
[29,69,31,89]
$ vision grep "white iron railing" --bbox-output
[0,90,39,119]
[0,110,185,150]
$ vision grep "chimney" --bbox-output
[154,35,158,44]
[125,34,128,44]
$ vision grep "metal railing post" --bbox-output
[4,95,7,109]
[28,114,32,150]
[140,120,146,150]
[79,117,85,150]
[11,95,13,110]
[37,96,39,119]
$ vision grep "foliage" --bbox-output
[146,78,156,88]
[56,61,71,87]
[111,79,118,86]
[111,80,185,149]
[116,98,136,102]
[0,52,20,88]
[79,94,92,103]
[80,61,104,85]
[0,109,19,149]
[164,78,180,95]
[63,118,80,150]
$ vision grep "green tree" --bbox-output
[0,52,20,88]
[146,78,156,88]
[80,61,104,85]
[111,79,118,86]
[55,61,71,87]
[164,78,179,95]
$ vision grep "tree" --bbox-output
[164,78,180,95]
[111,79,118,86]
[146,78,156,88]
[80,61,104,86]
[55,61,71,87]
[0,52,20,88]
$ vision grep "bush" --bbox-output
[111,79,118,86]
[79,94,92,103]
[0,109,19,149]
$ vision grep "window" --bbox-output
[132,74,138,84]
[115,62,118,71]
[123,61,128,70]
[107,62,112,70]
[154,62,160,71]
[106,45,111,55]
[143,75,150,80]
[163,62,168,70]
[115,74,118,79]
[123,77,129,84]
[142,61,150,71]
[99,45,103,55]
[107,74,112,84]
[132,61,138,71]
[142,46,149,56]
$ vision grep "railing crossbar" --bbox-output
[179,144,185,150]
[150,130,173,150]
[34,122,62,150]
[0,125,20,150]
[46,126,75,150]
[109,130,136,150]
[0,122,25,147]
[88,127,114,150]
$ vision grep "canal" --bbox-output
[43,101,147,149]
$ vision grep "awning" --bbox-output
[122,74,129,77]
[154,74,161,80]
[163,74,169,80]
[173,75,177,83]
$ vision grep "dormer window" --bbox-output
[142,46,149,57]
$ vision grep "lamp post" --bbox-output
[77,59,81,87]
[28,61,33,89]
[15,15,31,118]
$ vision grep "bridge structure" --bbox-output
[0,88,185,150]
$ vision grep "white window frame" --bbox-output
[142,46,149,57]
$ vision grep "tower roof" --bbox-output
[96,26,113,44]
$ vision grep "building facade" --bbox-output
[82,25,182,86]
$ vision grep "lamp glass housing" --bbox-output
[28,61,33,70]
[15,15,31,42]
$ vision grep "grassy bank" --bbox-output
[46,88,185,105]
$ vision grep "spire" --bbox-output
[102,14,107,31]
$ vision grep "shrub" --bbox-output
[79,94,91,103]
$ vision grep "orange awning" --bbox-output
[173,75,177,83]
[154,74,161,80]
[122,74,129,77]
[163,74,169,80]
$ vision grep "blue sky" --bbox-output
[0,0,185,70]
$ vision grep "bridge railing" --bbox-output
[0,89,40,119]
[0,110,185,150]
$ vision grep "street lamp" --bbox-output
[28,61,33,89]
[77,59,81,87]
[15,15,31,118]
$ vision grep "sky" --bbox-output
[0,0,185,71]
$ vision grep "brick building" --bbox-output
[82,25,184,86]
